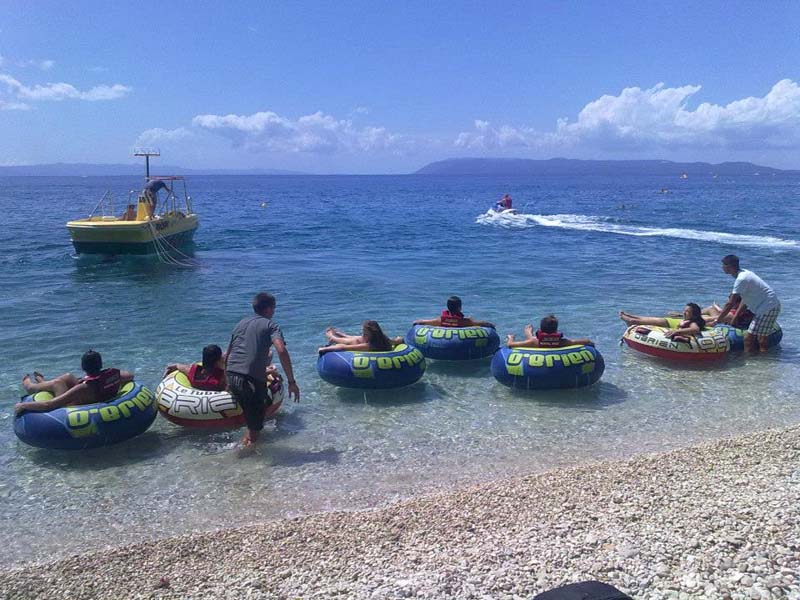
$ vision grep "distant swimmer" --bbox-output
[660,187,670,194]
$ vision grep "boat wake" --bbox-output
[475,211,799,250]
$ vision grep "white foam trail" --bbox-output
[476,211,799,250]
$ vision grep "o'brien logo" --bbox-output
[506,349,596,373]
[415,327,490,347]
[66,387,154,429]
[351,347,425,378]
[157,386,239,417]
[633,331,727,353]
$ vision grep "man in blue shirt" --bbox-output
[717,255,781,352]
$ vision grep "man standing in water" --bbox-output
[226,292,300,446]
[716,255,781,352]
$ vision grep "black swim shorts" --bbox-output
[226,372,269,432]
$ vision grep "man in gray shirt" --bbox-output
[226,292,300,446]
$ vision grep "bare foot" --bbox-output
[21,374,32,391]
[619,311,637,326]
[33,371,45,383]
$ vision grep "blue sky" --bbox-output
[1,1,798,173]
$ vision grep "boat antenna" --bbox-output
[133,147,160,180]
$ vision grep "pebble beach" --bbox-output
[3,423,799,600]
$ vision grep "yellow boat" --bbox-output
[67,152,199,255]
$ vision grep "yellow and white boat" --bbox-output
[67,153,198,255]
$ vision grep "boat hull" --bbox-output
[67,215,198,255]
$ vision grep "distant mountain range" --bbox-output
[415,158,797,176]
[0,163,306,176]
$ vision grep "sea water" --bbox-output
[0,173,798,564]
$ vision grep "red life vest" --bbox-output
[731,305,754,327]
[535,330,563,347]
[188,364,226,391]
[81,368,122,403]
[440,310,466,327]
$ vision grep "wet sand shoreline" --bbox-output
[3,424,799,599]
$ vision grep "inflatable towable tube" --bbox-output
[622,325,729,362]
[156,370,284,428]
[317,343,426,389]
[405,324,500,361]
[13,382,157,450]
[491,345,604,390]
[713,323,783,351]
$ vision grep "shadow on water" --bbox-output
[618,348,736,373]
[503,380,628,410]
[21,430,168,471]
[425,358,493,378]
[70,247,199,284]
[266,445,343,468]
[335,382,433,407]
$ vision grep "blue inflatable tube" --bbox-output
[714,324,783,351]
[317,343,426,389]
[405,324,500,360]
[13,382,157,450]
[491,345,605,390]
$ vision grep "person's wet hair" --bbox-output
[362,320,394,351]
[252,292,276,313]
[447,296,462,314]
[81,350,103,375]
[202,344,223,370]
[540,315,559,333]
[722,254,740,269]
[685,303,706,331]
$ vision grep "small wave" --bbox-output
[476,211,799,249]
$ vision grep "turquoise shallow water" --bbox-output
[1,173,798,564]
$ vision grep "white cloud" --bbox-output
[456,79,800,152]
[455,119,538,150]
[0,74,131,103]
[192,109,411,154]
[136,127,193,145]
[0,99,30,111]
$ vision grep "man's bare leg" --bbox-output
[757,334,770,353]
[743,333,758,353]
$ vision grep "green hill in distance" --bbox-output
[415,158,797,176]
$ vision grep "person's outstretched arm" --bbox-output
[563,337,595,347]
[318,342,372,354]
[412,317,441,326]
[272,338,299,402]
[464,317,495,328]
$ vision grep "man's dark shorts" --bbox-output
[227,372,270,432]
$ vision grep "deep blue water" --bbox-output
[1,173,798,564]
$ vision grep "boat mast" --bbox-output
[133,147,160,180]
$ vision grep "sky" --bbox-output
[0,0,799,174]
